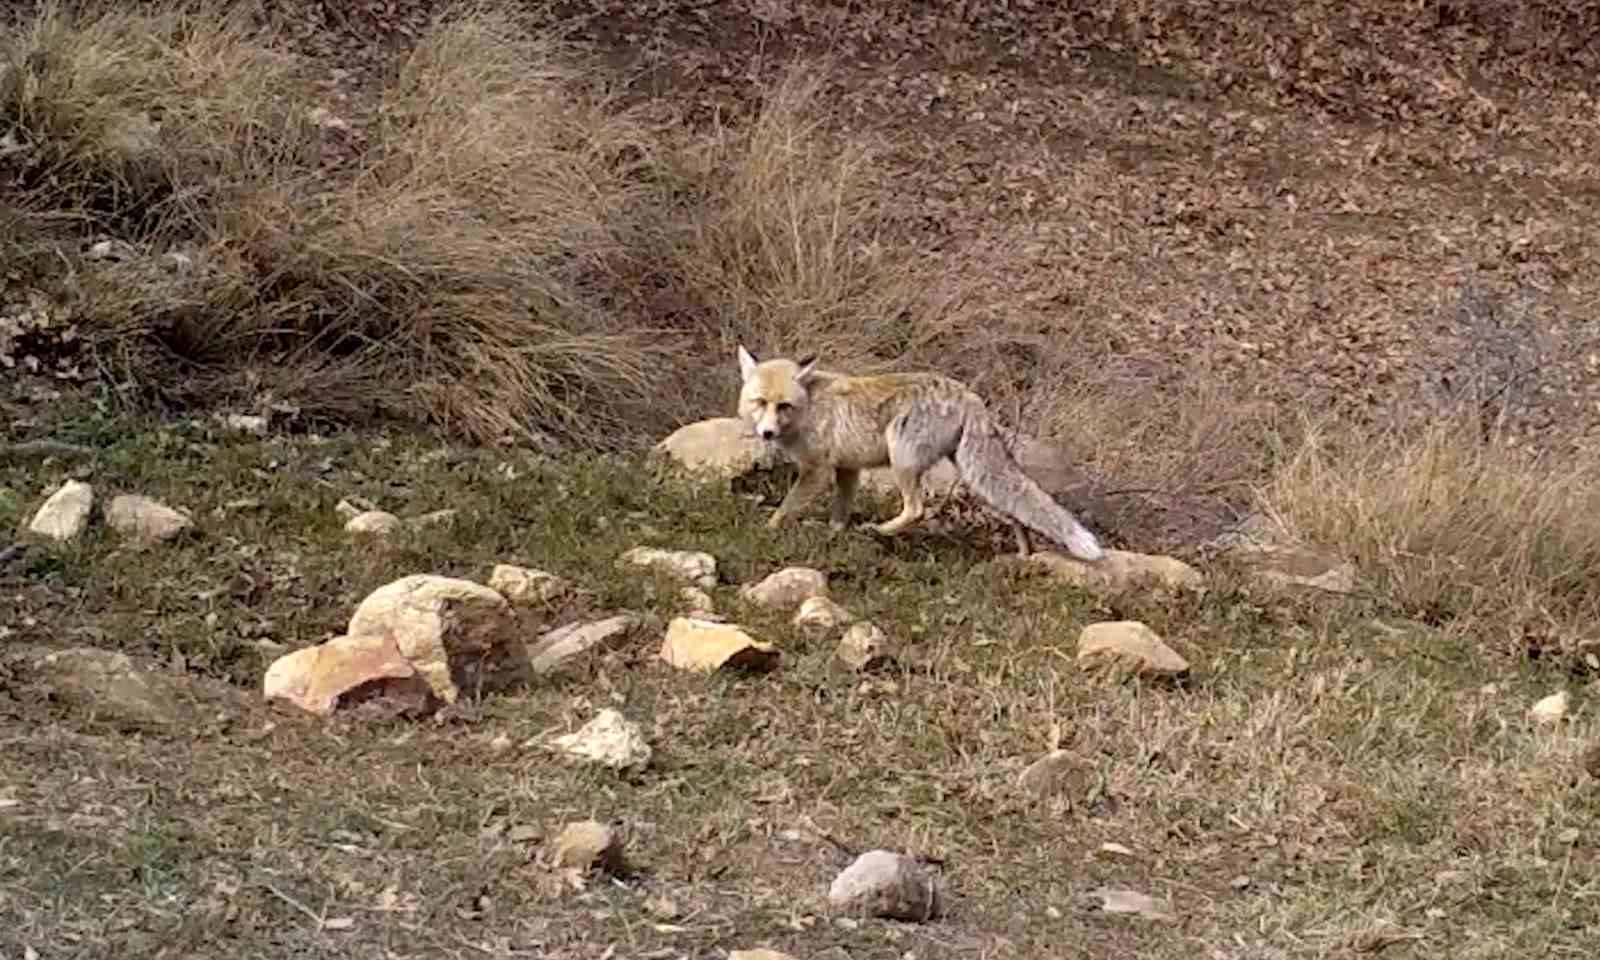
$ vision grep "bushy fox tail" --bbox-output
[953,412,1104,562]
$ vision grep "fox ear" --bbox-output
[737,345,758,381]
[795,354,818,383]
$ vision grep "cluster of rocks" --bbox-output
[26,479,193,545]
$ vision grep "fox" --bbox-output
[735,345,1104,562]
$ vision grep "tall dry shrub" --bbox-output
[0,0,316,232]
[1264,413,1600,636]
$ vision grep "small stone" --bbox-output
[827,850,941,921]
[487,564,569,605]
[836,621,896,671]
[620,546,718,589]
[1098,842,1135,859]
[27,480,93,542]
[660,617,778,673]
[105,494,192,543]
[1529,690,1569,724]
[551,820,624,873]
[221,413,269,436]
[1017,749,1076,798]
[741,566,829,609]
[680,586,717,615]
[410,509,457,528]
[551,708,651,771]
[1076,621,1190,677]
[729,951,800,960]
[526,614,639,675]
[334,497,375,521]
[1090,887,1175,922]
[345,510,402,536]
[1028,549,1203,592]
[794,596,853,629]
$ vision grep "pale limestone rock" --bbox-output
[620,545,718,589]
[262,632,423,717]
[345,510,402,536]
[551,708,651,771]
[1529,690,1570,725]
[27,480,93,542]
[1076,621,1190,676]
[652,417,774,481]
[1029,548,1203,592]
[488,563,569,605]
[551,820,624,872]
[794,595,854,630]
[680,586,717,615]
[105,494,192,543]
[660,617,778,673]
[741,566,830,610]
[526,615,639,675]
[828,850,941,921]
[345,574,513,705]
[836,621,895,671]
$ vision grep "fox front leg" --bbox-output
[767,464,834,528]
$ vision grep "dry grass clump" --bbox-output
[1265,412,1600,640]
[0,0,316,232]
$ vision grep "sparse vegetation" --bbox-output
[5,0,1600,958]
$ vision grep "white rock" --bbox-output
[526,615,639,675]
[105,494,192,543]
[551,820,625,872]
[551,708,651,771]
[221,413,269,436]
[1091,887,1175,922]
[487,563,569,605]
[741,566,829,609]
[262,632,426,717]
[827,850,941,921]
[27,480,94,541]
[344,510,402,536]
[680,586,717,615]
[620,546,718,589]
[1529,690,1570,725]
[652,417,774,481]
[836,621,896,671]
[794,596,853,629]
[1076,621,1190,676]
[729,950,800,960]
[410,509,457,528]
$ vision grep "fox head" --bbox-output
[737,345,817,443]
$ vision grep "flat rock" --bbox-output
[27,646,248,731]
[794,596,853,630]
[551,820,625,872]
[660,617,778,673]
[27,480,93,542]
[1076,621,1190,677]
[1029,549,1203,592]
[526,614,640,675]
[263,632,429,717]
[836,621,896,671]
[344,510,402,536]
[105,494,192,543]
[551,708,652,771]
[345,574,514,705]
[828,850,941,921]
[620,546,718,589]
[741,566,829,609]
[488,563,570,605]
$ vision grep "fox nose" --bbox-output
[759,427,777,440]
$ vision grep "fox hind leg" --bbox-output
[872,412,956,537]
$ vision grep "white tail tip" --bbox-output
[1066,525,1104,563]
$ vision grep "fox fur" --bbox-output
[735,346,1104,562]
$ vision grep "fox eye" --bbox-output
[775,402,793,413]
